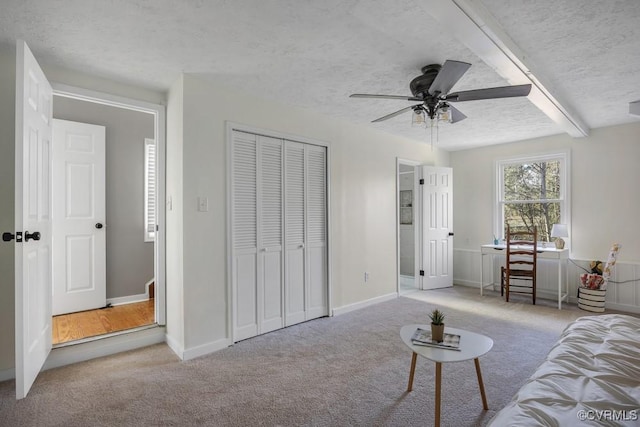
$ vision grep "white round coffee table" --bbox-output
[400,325,494,427]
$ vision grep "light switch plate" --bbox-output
[197,196,209,212]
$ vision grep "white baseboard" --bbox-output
[182,338,231,361]
[107,293,148,306]
[0,367,15,382]
[106,278,155,306]
[332,292,398,316]
[44,326,166,371]
[165,333,184,360]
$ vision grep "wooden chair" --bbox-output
[501,225,538,304]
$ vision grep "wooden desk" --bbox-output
[480,244,569,309]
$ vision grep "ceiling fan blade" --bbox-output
[350,94,423,101]
[449,105,467,123]
[371,105,417,123]
[428,60,471,96]
[444,84,532,102]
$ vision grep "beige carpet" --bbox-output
[0,286,627,426]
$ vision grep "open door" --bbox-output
[419,166,453,290]
[52,119,106,316]
[15,40,53,399]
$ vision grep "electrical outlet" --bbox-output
[364,272,370,282]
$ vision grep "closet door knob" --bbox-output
[95,223,104,229]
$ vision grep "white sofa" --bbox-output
[489,314,640,426]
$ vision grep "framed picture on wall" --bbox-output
[400,190,413,225]
[400,207,412,225]
[400,190,412,208]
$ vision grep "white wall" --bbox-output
[165,76,185,354]
[166,74,448,355]
[451,123,640,311]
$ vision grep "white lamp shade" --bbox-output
[551,224,568,238]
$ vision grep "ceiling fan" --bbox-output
[350,60,532,125]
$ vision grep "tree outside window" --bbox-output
[498,153,568,243]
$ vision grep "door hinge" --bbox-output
[419,179,424,185]
[419,270,425,276]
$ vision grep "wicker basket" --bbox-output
[578,287,606,313]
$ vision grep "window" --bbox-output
[496,152,569,243]
[144,138,156,242]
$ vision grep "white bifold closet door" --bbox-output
[284,142,328,326]
[232,130,327,342]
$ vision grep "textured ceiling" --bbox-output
[1,0,638,150]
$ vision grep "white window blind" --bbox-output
[144,138,156,242]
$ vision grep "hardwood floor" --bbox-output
[52,299,155,345]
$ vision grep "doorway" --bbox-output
[49,89,164,345]
[397,159,420,294]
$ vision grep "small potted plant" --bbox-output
[429,309,445,343]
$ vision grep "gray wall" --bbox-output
[53,97,154,299]
[0,46,16,374]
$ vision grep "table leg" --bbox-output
[435,362,442,427]
[558,257,562,310]
[474,358,488,410]
[407,352,417,392]
[480,253,484,296]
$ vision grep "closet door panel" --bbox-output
[258,136,283,332]
[305,145,328,318]
[284,141,306,326]
[307,246,327,318]
[234,252,258,341]
[232,131,258,340]
[261,251,283,333]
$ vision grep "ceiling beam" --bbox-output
[423,0,589,138]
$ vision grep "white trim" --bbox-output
[43,326,166,371]
[165,334,184,360]
[106,278,154,306]
[182,338,232,361]
[494,150,571,247]
[332,292,398,316]
[396,158,422,296]
[107,293,148,306]
[51,83,166,326]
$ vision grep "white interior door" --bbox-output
[52,119,106,316]
[420,166,453,290]
[15,40,53,399]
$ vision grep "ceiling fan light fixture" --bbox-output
[411,109,426,127]
[437,106,452,123]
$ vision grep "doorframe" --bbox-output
[50,83,166,326]
[225,121,332,344]
[396,158,421,294]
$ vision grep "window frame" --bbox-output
[144,138,156,242]
[494,150,570,245]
